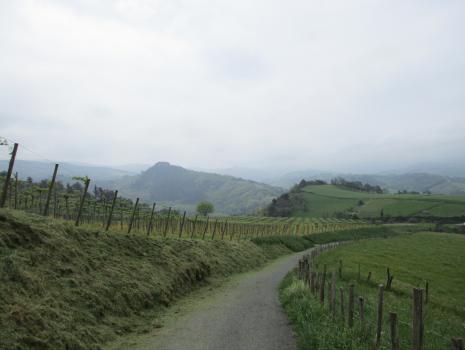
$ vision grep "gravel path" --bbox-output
[129,249,312,350]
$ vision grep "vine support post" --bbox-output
[75,178,90,226]
[127,198,139,234]
[147,202,156,236]
[14,172,18,209]
[179,211,186,238]
[190,215,198,238]
[0,142,18,208]
[163,207,171,237]
[105,190,118,231]
[43,163,59,216]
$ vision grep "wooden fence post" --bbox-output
[211,218,218,240]
[147,203,156,235]
[0,142,18,208]
[179,211,186,238]
[348,284,355,328]
[43,163,59,216]
[367,271,372,283]
[374,284,385,349]
[75,178,90,226]
[163,207,172,237]
[221,220,228,240]
[14,172,18,209]
[319,264,327,305]
[386,268,394,290]
[310,272,316,295]
[105,190,118,231]
[340,287,345,322]
[425,281,429,305]
[190,215,198,238]
[412,288,424,350]
[127,198,139,234]
[359,296,365,331]
[331,271,336,317]
[202,216,209,239]
[389,312,399,350]
[451,338,464,350]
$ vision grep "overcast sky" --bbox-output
[1,0,464,173]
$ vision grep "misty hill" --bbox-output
[259,170,465,195]
[114,162,283,215]
[266,181,465,220]
[0,159,136,184]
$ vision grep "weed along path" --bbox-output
[113,249,313,350]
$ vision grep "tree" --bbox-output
[196,201,214,216]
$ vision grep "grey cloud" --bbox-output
[0,0,464,174]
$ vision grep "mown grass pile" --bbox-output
[280,232,465,349]
[0,209,304,349]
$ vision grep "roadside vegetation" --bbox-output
[0,208,310,349]
[280,232,465,349]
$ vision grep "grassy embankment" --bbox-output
[0,208,314,350]
[291,184,465,219]
[280,232,465,349]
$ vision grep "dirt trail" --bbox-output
[117,249,312,350]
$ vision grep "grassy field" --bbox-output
[0,208,314,350]
[280,232,465,349]
[293,184,465,218]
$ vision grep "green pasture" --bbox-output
[280,232,465,349]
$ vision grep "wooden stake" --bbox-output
[190,215,198,238]
[211,218,218,240]
[43,164,59,216]
[348,284,355,328]
[412,288,424,350]
[310,271,316,295]
[14,172,18,209]
[386,267,394,290]
[452,338,464,350]
[221,220,228,240]
[389,312,399,350]
[202,216,209,239]
[75,178,90,226]
[359,296,365,331]
[331,271,336,316]
[319,264,327,305]
[179,211,186,238]
[163,207,171,237]
[425,281,429,305]
[105,190,118,231]
[127,198,139,234]
[340,287,345,322]
[147,202,156,235]
[0,142,18,208]
[374,284,385,349]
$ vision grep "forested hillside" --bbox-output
[114,162,282,215]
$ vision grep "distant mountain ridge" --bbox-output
[114,162,283,215]
[0,159,135,184]
[225,169,465,195]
